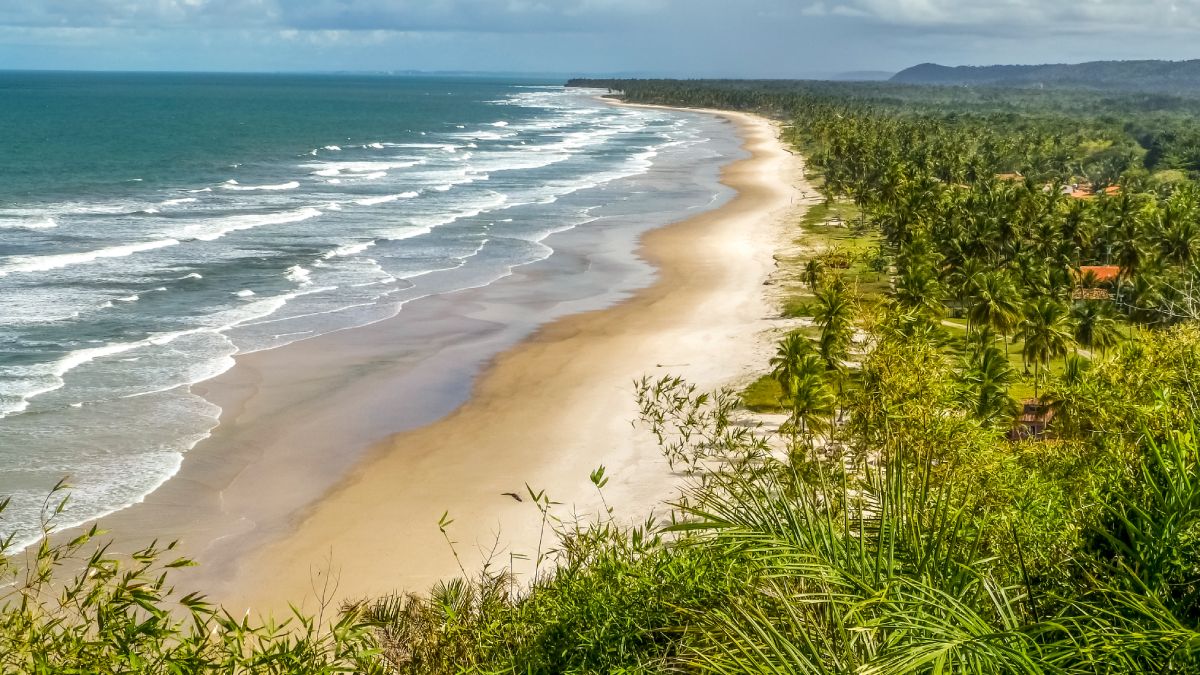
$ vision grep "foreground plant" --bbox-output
[0,483,382,674]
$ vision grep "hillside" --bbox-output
[892,59,1200,94]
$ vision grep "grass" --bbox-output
[940,317,1120,400]
[775,196,885,313]
[745,195,881,411]
[741,374,785,412]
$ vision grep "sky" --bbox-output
[1,1,1197,77]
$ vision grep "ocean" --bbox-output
[0,72,735,547]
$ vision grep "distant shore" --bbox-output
[213,106,809,611]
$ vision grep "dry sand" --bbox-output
[213,107,812,613]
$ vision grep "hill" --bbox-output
[891,59,1200,94]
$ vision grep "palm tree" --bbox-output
[958,342,1019,428]
[802,259,826,292]
[1104,193,1151,279]
[785,355,835,451]
[812,282,855,388]
[770,333,813,401]
[1125,272,1166,329]
[894,265,941,314]
[1015,298,1076,397]
[967,270,1022,353]
[1071,301,1122,356]
[771,333,836,449]
[947,257,985,321]
[1061,197,1097,266]
[1155,184,1200,267]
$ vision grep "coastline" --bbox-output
[60,102,810,614]
[214,107,809,612]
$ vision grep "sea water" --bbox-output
[0,72,732,547]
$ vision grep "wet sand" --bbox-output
[214,108,807,612]
[74,104,808,615]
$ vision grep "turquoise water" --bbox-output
[0,72,728,545]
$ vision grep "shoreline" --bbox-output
[215,107,810,612]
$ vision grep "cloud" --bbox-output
[0,0,667,32]
[805,0,1200,35]
[279,0,667,31]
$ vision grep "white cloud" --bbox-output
[2,0,278,28]
[0,0,664,31]
[806,0,1200,34]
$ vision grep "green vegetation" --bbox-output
[891,60,1200,96]
[0,483,382,673]
[6,79,1200,672]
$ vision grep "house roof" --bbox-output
[1078,265,1121,283]
[1068,184,1120,199]
[1016,399,1054,425]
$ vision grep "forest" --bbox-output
[3,79,1200,673]
[890,60,1200,95]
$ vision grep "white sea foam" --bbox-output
[222,180,300,192]
[402,190,509,236]
[284,266,311,286]
[323,241,375,258]
[0,216,57,230]
[0,333,187,418]
[471,151,571,173]
[355,192,418,206]
[457,130,517,141]
[180,272,203,280]
[182,207,322,242]
[161,197,198,206]
[116,295,139,303]
[235,289,256,297]
[0,239,181,277]
[323,145,342,151]
[306,160,421,177]
[491,120,509,127]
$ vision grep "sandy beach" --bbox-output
[60,102,809,615]
[206,106,808,612]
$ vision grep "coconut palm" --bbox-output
[769,333,813,401]
[784,356,835,450]
[1125,272,1167,329]
[1061,197,1097,266]
[958,342,1019,428]
[1071,301,1122,355]
[894,265,941,314]
[811,281,855,389]
[967,270,1022,352]
[802,259,825,292]
[947,257,986,318]
[1015,298,1076,397]
[1156,184,1200,266]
